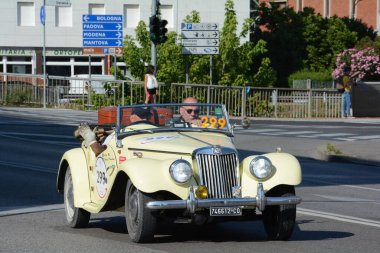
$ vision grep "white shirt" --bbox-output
[146,74,158,89]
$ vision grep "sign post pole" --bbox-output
[151,0,157,67]
[42,0,46,108]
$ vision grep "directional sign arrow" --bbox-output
[181,22,219,31]
[182,47,219,55]
[116,23,122,30]
[182,30,219,39]
[83,15,90,22]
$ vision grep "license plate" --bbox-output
[210,207,242,216]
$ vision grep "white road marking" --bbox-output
[349,135,380,140]
[0,131,73,139]
[307,133,356,137]
[240,128,282,133]
[312,194,375,202]
[0,204,64,217]
[298,207,380,228]
[261,131,320,136]
[334,137,356,141]
[342,184,380,192]
[0,160,56,174]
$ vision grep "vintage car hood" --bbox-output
[124,131,236,154]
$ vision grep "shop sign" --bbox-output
[0,48,35,56]
[46,49,84,56]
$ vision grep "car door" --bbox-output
[88,145,118,206]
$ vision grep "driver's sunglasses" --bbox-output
[186,109,199,114]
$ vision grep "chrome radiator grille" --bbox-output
[196,152,238,199]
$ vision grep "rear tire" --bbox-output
[262,186,296,240]
[64,168,90,228]
[125,180,157,243]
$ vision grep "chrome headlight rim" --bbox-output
[249,156,274,180]
[169,159,193,184]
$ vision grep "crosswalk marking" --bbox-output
[237,128,380,142]
[240,128,282,133]
[261,131,320,136]
[300,133,355,137]
[349,135,380,140]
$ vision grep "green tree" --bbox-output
[122,21,151,80]
[253,4,306,86]
[216,0,270,86]
[303,14,357,71]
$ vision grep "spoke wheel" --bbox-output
[64,167,90,228]
[262,186,296,241]
[125,180,157,243]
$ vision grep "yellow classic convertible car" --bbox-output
[56,103,302,243]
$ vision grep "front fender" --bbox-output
[240,153,302,197]
[57,148,91,207]
[121,158,196,200]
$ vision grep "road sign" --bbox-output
[103,47,123,56]
[181,23,219,55]
[181,23,219,31]
[182,39,219,47]
[82,14,123,49]
[181,30,219,39]
[40,6,45,25]
[82,47,104,55]
[45,0,71,7]
[182,47,219,55]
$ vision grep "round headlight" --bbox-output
[169,160,192,183]
[249,156,273,180]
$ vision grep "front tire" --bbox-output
[262,186,296,240]
[64,168,90,228]
[125,180,157,243]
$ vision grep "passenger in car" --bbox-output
[77,107,152,156]
[179,97,202,127]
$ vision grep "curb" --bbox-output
[319,152,380,167]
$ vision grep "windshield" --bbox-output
[115,103,233,139]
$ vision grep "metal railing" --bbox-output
[0,73,342,118]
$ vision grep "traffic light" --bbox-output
[158,19,168,44]
[149,15,160,44]
[149,15,168,45]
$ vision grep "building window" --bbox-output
[17,2,35,26]
[160,5,173,28]
[297,0,303,12]
[124,4,140,28]
[56,6,72,27]
[89,4,105,15]
[270,0,287,9]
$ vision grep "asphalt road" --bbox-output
[0,108,379,253]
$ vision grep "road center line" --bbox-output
[298,207,380,228]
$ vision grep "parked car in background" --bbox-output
[57,103,302,243]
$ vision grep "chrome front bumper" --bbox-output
[146,183,302,214]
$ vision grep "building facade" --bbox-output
[263,0,379,31]
[1,0,379,77]
[0,0,249,76]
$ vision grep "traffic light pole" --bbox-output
[151,0,157,67]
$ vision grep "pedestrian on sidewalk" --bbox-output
[341,67,352,118]
[144,65,159,104]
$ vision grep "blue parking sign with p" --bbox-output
[186,24,193,30]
